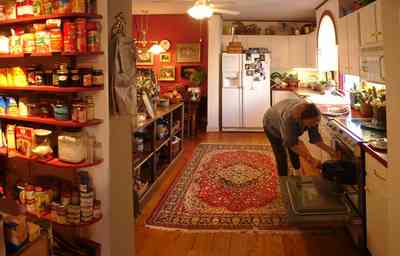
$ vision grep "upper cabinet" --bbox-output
[266,36,290,69]
[338,11,360,76]
[360,0,383,48]
[306,32,317,68]
[288,35,307,68]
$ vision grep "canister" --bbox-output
[58,130,87,163]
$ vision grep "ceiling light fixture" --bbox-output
[148,44,166,55]
[188,1,214,20]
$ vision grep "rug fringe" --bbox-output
[144,224,336,235]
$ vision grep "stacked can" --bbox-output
[63,21,77,53]
[80,173,94,222]
[75,18,87,53]
[67,205,81,224]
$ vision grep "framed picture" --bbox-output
[159,53,172,63]
[180,65,201,80]
[158,66,176,81]
[176,43,201,63]
[136,48,154,65]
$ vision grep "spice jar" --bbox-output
[70,69,80,86]
[43,70,53,85]
[86,96,95,120]
[57,64,69,86]
[80,68,92,87]
[72,102,87,123]
[92,69,103,86]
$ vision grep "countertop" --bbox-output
[290,88,388,167]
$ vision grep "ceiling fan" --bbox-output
[187,0,240,19]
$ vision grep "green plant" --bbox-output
[189,69,206,87]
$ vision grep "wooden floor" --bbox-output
[135,132,360,256]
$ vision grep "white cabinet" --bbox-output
[271,90,297,105]
[266,36,290,69]
[306,32,317,68]
[365,153,388,256]
[288,35,307,68]
[338,12,361,76]
[360,0,383,47]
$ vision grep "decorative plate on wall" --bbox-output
[160,40,171,51]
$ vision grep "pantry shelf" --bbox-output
[0,85,104,93]
[0,114,103,127]
[0,51,104,59]
[27,213,103,228]
[0,13,103,27]
[7,151,104,169]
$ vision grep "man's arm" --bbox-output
[314,141,336,157]
[291,141,322,169]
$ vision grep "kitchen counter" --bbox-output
[362,143,388,168]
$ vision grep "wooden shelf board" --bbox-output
[133,103,184,133]
[0,13,102,27]
[0,115,103,127]
[7,151,104,169]
[134,151,154,169]
[0,85,104,93]
[0,51,103,59]
[27,213,103,228]
[154,138,170,152]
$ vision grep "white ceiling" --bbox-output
[133,0,325,21]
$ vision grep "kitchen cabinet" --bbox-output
[360,0,383,48]
[338,12,361,76]
[365,153,388,256]
[271,90,297,105]
[288,35,307,68]
[266,36,290,69]
[306,32,317,68]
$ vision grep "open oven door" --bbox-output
[280,176,365,250]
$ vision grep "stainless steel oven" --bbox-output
[327,118,366,249]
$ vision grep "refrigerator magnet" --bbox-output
[246,70,254,76]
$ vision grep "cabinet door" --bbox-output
[306,32,317,68]
[245,35,269,49]
[288,35,307,68]
[347,12,361,76]
[338,17,349,74]
[375,0,384,42]
[267,36,289,69]
[360,2,378,47]
[366,154,388,256]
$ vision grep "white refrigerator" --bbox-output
[221,52,271,131]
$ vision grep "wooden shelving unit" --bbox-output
[0,13,102,27]
[0,114,103,128]
[133,103,184,211]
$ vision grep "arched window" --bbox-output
[318,13,338,72]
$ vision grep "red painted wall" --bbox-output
[133,14,208,94]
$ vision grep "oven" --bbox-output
[327,118,366,249]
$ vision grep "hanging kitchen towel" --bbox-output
[109,13,137,118]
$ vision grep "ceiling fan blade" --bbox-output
[211,8,240,15]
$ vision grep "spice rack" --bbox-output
[133,103,184,213]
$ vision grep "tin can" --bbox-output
[63,21,76,53]
[49,28,62,52]
[72,0,85,13]
[75,18,87,53]
[87,21,100,52]
[72,103,87,122]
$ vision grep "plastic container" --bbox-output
[58,130,87,163]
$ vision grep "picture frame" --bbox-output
[176,43,201,63]
[136,48,154,65]
[158,66,176,81]
[159,53,172,63]
[180,65,202,80]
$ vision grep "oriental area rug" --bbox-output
[146,144,289,231]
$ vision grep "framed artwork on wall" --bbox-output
[181,65,201,80]
[160,53,172,63]
[176,43,201,63]
[136,48,154,65]
[158,66,176,81]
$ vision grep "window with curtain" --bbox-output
[318,15,338,72]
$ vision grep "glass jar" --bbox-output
[72,103,87,123]
[57,66,69,87]
[58,130,87,163]
[80,68,92,87]
[43,70,53,85]
[92,69,103,86]
[70,69,80,86]
[86,96,95,120]
[34,70,43,85]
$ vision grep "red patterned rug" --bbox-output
[146,144,289,231]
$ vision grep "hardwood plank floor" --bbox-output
[135,132,360,256]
